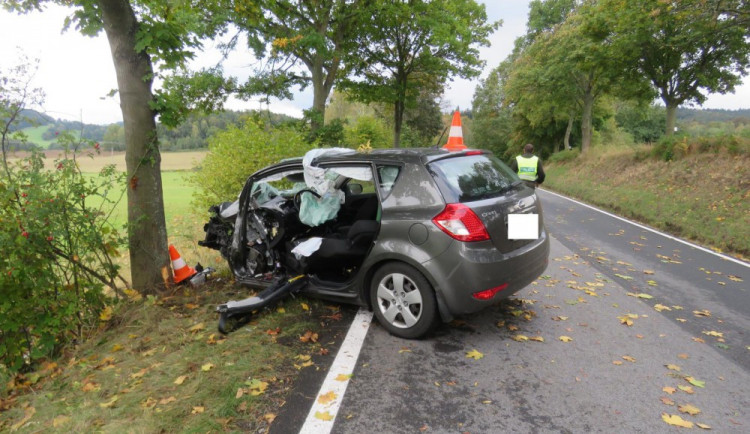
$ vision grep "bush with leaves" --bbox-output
[191,119,314,210]
[0,140,127,373]
[1,58,126,374]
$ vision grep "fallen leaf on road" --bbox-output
[696,423,711,429]
[678,404,701,416]
[692,337,705,343]
[663,386,676,394]
[662,413,694,428]
[552,316,569,321]
[666,364,681,372]
[728,275,743,282]
[466,349,484,360]
[627,292,653,299]
[559,336,573,342]
[685,377,705,388]
[615,274,633,280]
[702,331,723,338]
[622,356,636,363]
[530,336,545,342]
[315,411,334,421]
[660,397,675,406]
[613,361,623,365]
[647,280,658,286]
[654,304,671,312]
[643,270,655,275]
[398,347,412,353]
[678,385,694,394]
[317,391,337,405]
[335,374,352,381]
[512,335,529,342]
[693,310,711,317]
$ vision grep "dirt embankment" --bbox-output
[544,147,749,260]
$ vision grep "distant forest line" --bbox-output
[5,106,750,153]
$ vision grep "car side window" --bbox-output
[377,165,401,195]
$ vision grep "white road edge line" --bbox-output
[539,189,749,268]
[299,308,373,434]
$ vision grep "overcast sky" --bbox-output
[1,1,748,125]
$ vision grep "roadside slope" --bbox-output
[543,146,749,260]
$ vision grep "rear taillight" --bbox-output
[472,283,508,300]
[432,203,490,242]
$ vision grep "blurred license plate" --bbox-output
[508,214,538,240]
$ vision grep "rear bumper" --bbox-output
[422,228,550,317]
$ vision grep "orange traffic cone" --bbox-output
[442,110,467,151]
[169,244,196,284]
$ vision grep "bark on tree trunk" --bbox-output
[98,0,170,294]
[563,112,574,151]
[580,90,594,153]
[393,99,404,148]
[665,103,678,136]
[310,62,327,132]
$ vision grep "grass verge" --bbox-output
[0,282,342,433]
[544,145,749,260]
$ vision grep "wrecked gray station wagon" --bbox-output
[199,147,549,338]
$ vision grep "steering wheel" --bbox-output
[293,189,321,212]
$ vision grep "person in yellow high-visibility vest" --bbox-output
[510,143,546,188]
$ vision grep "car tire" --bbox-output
[370,262,438,339]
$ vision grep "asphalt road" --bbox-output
[291,189,750,433]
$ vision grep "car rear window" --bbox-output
[428,154,519,203]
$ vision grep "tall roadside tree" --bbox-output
[3,0,210,294]
[470,67,513,156]
[505,3,644,153]
[600,0,750,136]
[228,0,370,133]
[340,0,498,147]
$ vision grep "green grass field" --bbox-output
[19,125,56,148]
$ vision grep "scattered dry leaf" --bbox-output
[559,336,573,342]
[529,336,545,342]
[663,386,676,394]
[622,355,636,363]
[201,363,214,372]
[696,423,712,429]
[512,335,529,342]
[466,349,484,360]
[52,415,70,427]
[11,406,36,431]
[174,375,188,385]
[702,331,723,338]
[159,396,177,405]
[99,306,113,321]
[335,374,352,381]
[678,404,701,416]
[662,413,694,428]
[660,397,675,406]
[300,331,319,343]
[654,304,671,312]
[188,323,205,333]
[314,411,334,421]
[191,406,205,414]
[678,385,694,394]
[318,391,337,405]
[301,302,309,311]
[264,413,276,424]
[685,376,705,388]
[99,396,118,408]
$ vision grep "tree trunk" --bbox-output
[665,103,678,136]
[580,90,594,153]
[310,61,327,132]
[393,99,404,148]
[563,112,574,151]
[99,0,170,294]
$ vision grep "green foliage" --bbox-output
[340,0,499,146]
[547,148,580,163]
[0,141,126,373]
[343,116,391,149]
[598,0,750,135]
[191,120,313,209]
[615,103,665,144]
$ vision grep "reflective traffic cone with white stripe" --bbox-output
[170,244,196,284]
[442,110,467,151]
